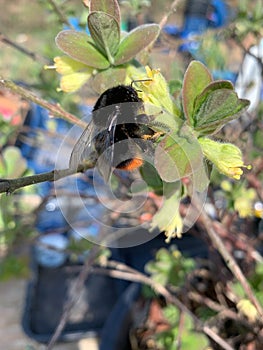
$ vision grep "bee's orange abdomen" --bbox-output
[116,158,144,171]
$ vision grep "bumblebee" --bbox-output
[70,84,162,181]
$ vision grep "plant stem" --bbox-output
[159,0,182,30]
[94,261,235,350]
[0,157,96,194]
[46,245,101,350]
[0,77,86,128]
[194,197,263,319]
[47,0,74,29]
[0,32,50,64]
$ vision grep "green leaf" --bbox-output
[88,11,120,62]
[55,30,110,69]
[114,24,160,65]
[189,160,210,192]
[140,162,164,195]
[193,80,234,113]
[193,88,250,135]
[155,126,203,183]
[90,0,121,25]
[182,61,212,125]
[145,248,181,285]
[153,108,180,131]
[0,146,27,178]
[145,247,194,287]
[92,67,126,93]
[150,189,183,239]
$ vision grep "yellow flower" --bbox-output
[198,138,250,180]
[151,192,184,242]
[143,66,178,115]
[126,65,180,116]
[234,188,256,218]
[221,180,233,192]
[164,210,184,243]
[54,56,90,75]
[45,56,94,92]
[59,72,93,93]
[237,299,258,323]
[234,197,253,218]
[172,250,182,259]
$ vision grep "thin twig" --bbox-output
[145,0,182,54]
[0,158,96,194]
[47,0,74,29]
[231,31,263,73]
[0,32,50,64]
[46,245,101,350]
[189,291,262,334]
[94,261,235,350]
[177,311,185,350]
[158,0,182,30]
[0,77,86,128]
[193,197,263,319]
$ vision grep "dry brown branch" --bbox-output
[93,260,235,350]
[0,158,96,194]
[193,197,263,320]
[46,245,101,350]
[158,0,183,30]
[0,32,50,64]
[47,0,74,29]
[0,77,86,128]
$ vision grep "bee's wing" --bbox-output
[69,121,97,170]
[95,109,119,182]
[70,107,122,182]
[96,150,112,182]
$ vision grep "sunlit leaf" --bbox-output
[193,88,250,135]
[193,80,234,113]
[55,30,110,69]
[0,146,27,178]
[182,61,212,125]
[88,11,120,61]
[90,0,121,25]
[92,67,127,93]
[145,248,184,286]
[188,161,210,192]
[155,125,203,183]
[114,24,160,65]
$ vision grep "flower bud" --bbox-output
[52,56,93,92]
[199,138,250,180]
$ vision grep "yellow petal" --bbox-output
[164,211,184,243]
[234,197,253,218]
[221,180,233,192]
[237,299,258,322]
[59,71,91,92]
[54,56,90,75]
[199,138,250,180]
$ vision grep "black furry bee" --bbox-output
[70,84,162,181]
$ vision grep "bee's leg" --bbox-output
[137,112,170,136]
[141,131,164,140]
